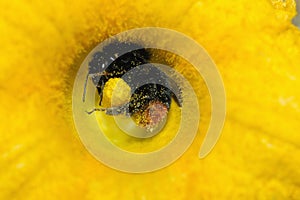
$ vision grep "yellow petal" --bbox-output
[0,0,300,199]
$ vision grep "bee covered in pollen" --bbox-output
[83,41,182,130]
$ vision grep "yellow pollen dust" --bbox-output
[101,78,131,108]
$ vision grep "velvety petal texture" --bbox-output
[0,0,299,199]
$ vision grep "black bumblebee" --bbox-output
[83,41,182,127]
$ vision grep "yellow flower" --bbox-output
[0,0,300,199]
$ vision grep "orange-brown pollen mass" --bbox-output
[135,101,168,129]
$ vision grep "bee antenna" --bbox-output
[82,73,89,102]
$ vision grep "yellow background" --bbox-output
[0,0,299,199]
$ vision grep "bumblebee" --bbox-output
[83,41,182,128]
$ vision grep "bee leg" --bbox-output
[86,103,130,116]
[97,79,106,106]
[104,103,130,116]
[85,108,106,115]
